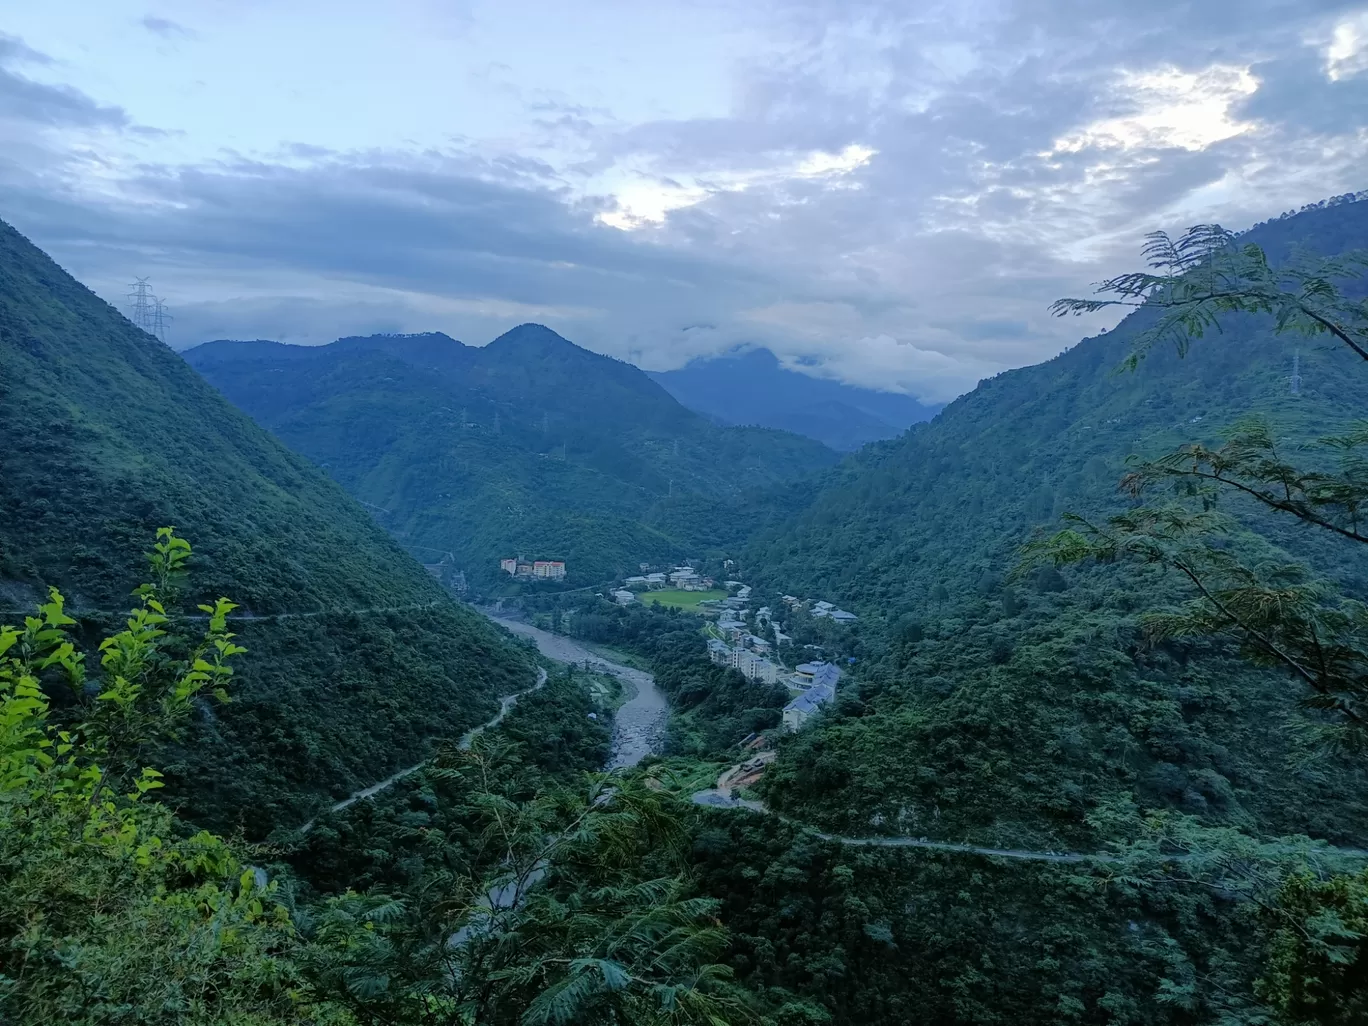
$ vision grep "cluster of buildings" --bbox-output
[500,558,566,580]
[707,637,781,684]
[702,582,841,731]
[623,566,716,591]
[781,595,858,624]
[781,661,840,730]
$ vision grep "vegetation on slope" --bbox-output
[184,326,839,590]
[0,538,742,1025]
[0,218,536,836]
[749,200,1368,851]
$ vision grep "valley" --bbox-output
[8,193,1368,1025]
[488,614,668,769]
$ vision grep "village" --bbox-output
[610,565,857,733]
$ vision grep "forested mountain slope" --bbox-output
[649,347,941,450]
[0,218,536,837]
[185,326,838,588]
[750,198,1368,850]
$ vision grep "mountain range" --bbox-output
[185,327,839,589]
[649,347,941,450]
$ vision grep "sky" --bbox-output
[3,0,1368,403]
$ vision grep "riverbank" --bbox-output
[488,615,667,769]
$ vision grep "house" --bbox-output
[736,585,752,600]
[645,573,667,586]
[746,635,772,654]
[783,684,835,731]
[811,600,835,618]
[624,575,649,585]
[670,567,700,585]
[756,606,772,621]
[731,648,780,685]
[791,661,841,690]
[501,557,566,580]
[612,589,635,605]
[706,639,731,665]
[830,609,858,623]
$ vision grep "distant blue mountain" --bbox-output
[648,348,941,450]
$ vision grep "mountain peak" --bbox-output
[650,346,940,450]
[487,323,581,353]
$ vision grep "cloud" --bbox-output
[3,1,1368,404]
[0,33,127,129]
[140,15,193,40]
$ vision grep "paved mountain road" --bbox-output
[298,667,547,833]
[692,790,1368,864]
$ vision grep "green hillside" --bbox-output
[747,200,1368,849]
[0,218,537,837]
[184,325,838,590]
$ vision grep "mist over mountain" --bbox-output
[649,347,942,450]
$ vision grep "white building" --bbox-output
[730,648,780,685]
[783,684,835,731]
[612,589,635,605]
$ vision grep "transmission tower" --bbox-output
[127,278,156,334]
[151,298,172,344]
[1289,349,1302,395]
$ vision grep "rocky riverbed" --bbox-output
[487,616,667,768]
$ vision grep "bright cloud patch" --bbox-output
[595,144,876,230]
[1053,64,1259,154]
[1326,11,1368,81]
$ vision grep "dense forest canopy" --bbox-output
[185,326,839,589]
[0,218,537,836]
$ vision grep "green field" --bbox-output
[642,588,728,611]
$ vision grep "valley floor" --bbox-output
[487,614,668,768]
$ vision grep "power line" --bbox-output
[127,277,155,334]
[152,297,172,343]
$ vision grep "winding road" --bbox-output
[298,666,548,833]
[691,789,1368,865]
[298,612,670,833]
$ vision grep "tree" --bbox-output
[1041,226,1368,753]
[1037,225,1368,1018]
[0,529,299,1025]
[296,738,746,1025]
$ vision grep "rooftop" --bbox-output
[785,684,835,715]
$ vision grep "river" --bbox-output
[487,616,668,768]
